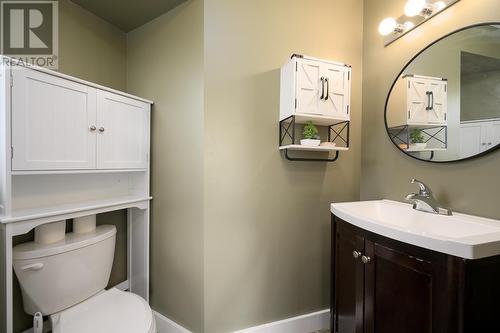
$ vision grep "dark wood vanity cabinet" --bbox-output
[331,215,500,333]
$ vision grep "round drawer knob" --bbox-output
[89,125,96,131]
[361,255,371,264]
[99,127,105,133]
[352,251,362,259]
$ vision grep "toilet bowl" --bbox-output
[51,288,156,333]
[12,224,155,332]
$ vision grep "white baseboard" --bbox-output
[231,309,330,333]
[154,309,330,333]
[154,311,193,333]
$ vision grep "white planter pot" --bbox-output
[409,143,427,150]
[300,139,321,147]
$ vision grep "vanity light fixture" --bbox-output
[404,0,427,17]
[378,19,416,37]
[378,17,398,36]
[379,0,461,46]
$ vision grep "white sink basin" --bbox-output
[331,200,500,259]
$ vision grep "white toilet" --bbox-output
[12,224,156,333]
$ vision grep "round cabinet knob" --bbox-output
[352,251,362,259]
[361,255,371,264]
[89,125,96,131]
[488,142,492,145]
[98,127,105,133]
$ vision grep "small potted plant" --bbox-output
[409,128,426,150]
[300,121,321,146]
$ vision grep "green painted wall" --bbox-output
[58,0,127,90]
[126,1,204,332]
[203,0,363,331]
[126,0,363,331]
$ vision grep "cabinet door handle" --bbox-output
[426,91,431,110]
[320,77,325,100]
[430,91,434,110]
[352,251,362,259]
[361,255,371,264]
[488,142,492,145]
[325,78,329,101]
[481,142,487,146]
[99,127,105,133]
[89,125,96,132]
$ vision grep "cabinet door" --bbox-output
[320,65,350,120]
[407,78,429,124]
[97,91,149,169]
[486,121,500,149]
[427,81,447,124]
[295,58,322,115]
[364,241,433,333]
[460,124,483,158]
[334,222,365,333]
[11,67,97,170]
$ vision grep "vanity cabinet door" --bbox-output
[333,222,365,333]
[11,67,97,170]
[363,241,434,333]
[96,91,149,169]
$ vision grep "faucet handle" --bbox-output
[410,179,432,196]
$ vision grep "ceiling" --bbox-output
[71,0,187,32]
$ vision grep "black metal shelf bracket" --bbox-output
[388,125,447,159]
[279,115,350,163]
[284,149,340,162]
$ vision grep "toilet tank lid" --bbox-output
[13,225,116,260]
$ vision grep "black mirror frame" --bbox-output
[384,22,500,164]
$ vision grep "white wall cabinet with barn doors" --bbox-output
[280,54,351,124]
[11,67,149,171]
[279,55,352,162]
[389,75,448,126]
[0,57,153,333]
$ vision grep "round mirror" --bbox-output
[385,23,500,162]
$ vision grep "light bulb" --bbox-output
[404,21,415,30]
[404,0,426,17]
[378,17,397,36]
[434,1,446,11]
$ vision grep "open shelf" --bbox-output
[389,125,448,156]
[279,144,349,152]
[1,195,152,224]
[393,123,448,129]
[279,115,350,162]
[11,169,148,176]
[405,148,447,152]
[282,113,349,126]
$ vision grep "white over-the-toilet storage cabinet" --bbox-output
[0,57,152,333]
[280,54,351,122]
[11,67,149,170]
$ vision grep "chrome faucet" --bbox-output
[405,179,452,215]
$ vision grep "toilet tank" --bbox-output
[13,225,116,315]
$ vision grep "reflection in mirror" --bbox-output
[386,24,500,162]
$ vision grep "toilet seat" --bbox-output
[51,288,155,333]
